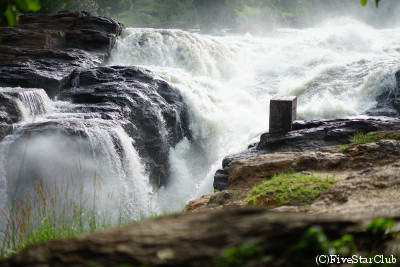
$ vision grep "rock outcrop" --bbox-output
[0,11,124,98]
[214,118,400,191]
[1,207,399,267]
[187,130,400,217]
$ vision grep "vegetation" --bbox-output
[215,242,270,267]
[0,0,40,27]
[339,144,349,152]
[246,172,337,207]
[216,218,399,266]
[0,175,119,258]
[289,218,399,266]
[350,131,400,144]
[0,0,395,30]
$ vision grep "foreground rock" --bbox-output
[2,208,399,267]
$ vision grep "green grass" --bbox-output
[215,242,270,267]
[350,131,400,144]
[246,172,337,207]
[0,175,118,258]
[0,172,178,259]
[350,132,380,144]
[339,144,349,152]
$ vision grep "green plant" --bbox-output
[215,242,271,267]
[0,0,40,27]
[361,0,381,8]
[339,144,349,152]
[246,172,337,207]
[349,131,400,145]
[0,174,117,258]
[350,132,379,144]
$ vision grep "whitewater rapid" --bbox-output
[109,18,400,211]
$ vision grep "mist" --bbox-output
[38,0,400,33]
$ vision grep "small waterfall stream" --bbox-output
[0,87,156,225]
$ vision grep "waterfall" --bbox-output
[0,88,156,224]
[109,18,400,209]
[1,17,400,221]
[17,89,52,118]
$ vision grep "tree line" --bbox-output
[1,0,397,30]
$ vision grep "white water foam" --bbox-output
[109,18,400,211]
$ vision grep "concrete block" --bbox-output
[269,96,297,133]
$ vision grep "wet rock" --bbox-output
[0,92,20,140]
[0,11,124,97]
[1,207,397,267]
[367,69,400,117]
[58,66,192,185]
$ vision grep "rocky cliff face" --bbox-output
[0,12,191,185]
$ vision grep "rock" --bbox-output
[58,66,192,185]
[214,118,400,191]
[0,11,124,97]
[0,46,97,98]
[367,69,400,117]
[1,207,398,267]
[0,91,21,140]
[197,130,400,215]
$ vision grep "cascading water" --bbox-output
[1,17,400,224]
[0,87,155,226]
[109,17,400,210]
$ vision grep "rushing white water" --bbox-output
[0,88,155,224]
[109,18,400,211]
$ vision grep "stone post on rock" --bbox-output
[269,96,297,133]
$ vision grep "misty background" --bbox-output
[39,0,400,32]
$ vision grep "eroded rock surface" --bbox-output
[214,118,400,191]
[2,208,398,267]
[189,130,400,217]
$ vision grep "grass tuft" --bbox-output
[245,172,337,207]
[350,131,400,144]
[0,175,116,258]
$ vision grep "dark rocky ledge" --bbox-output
[0,11,124,98]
